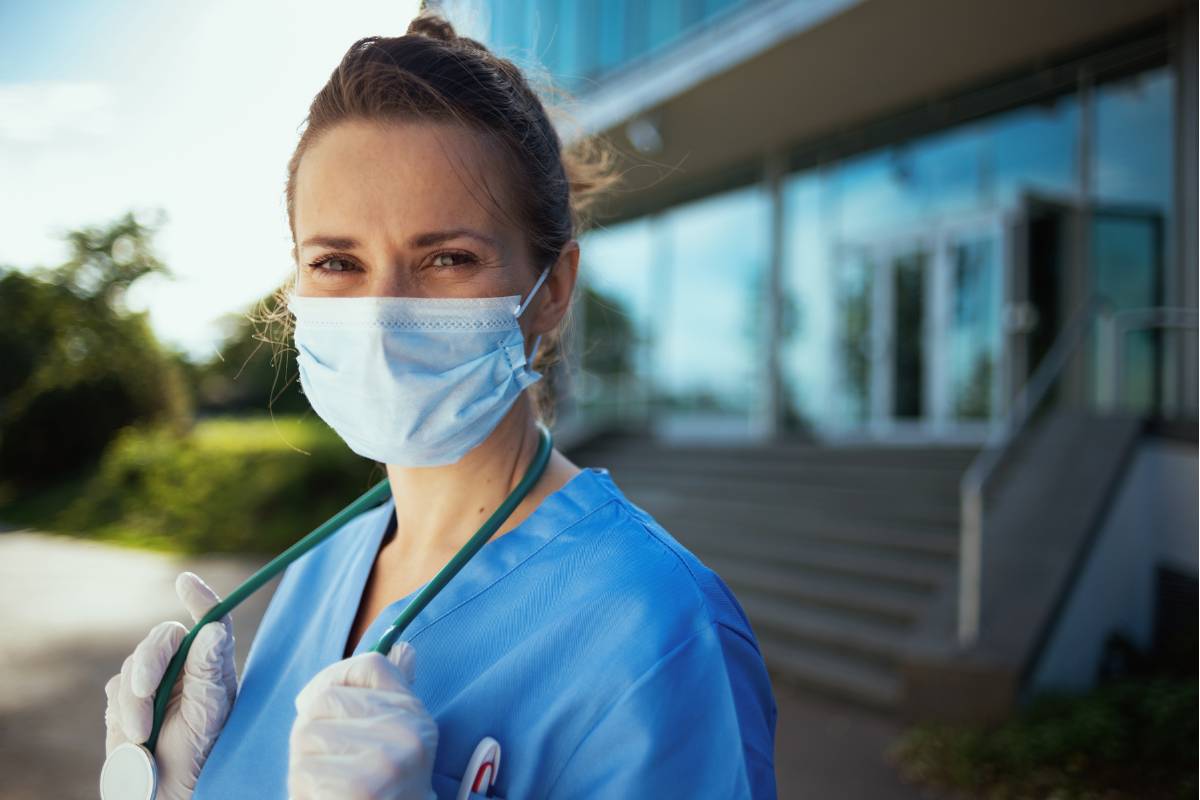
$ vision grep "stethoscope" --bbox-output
[100,423,553,800]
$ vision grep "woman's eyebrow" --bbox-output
[299,229,498,251]
[300,235,360,251]
[408,228,499,248]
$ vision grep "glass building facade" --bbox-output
[573,63,1176,439]
[429,0,1185,441]
[480,0,762,92]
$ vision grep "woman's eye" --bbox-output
[431,251,477,269]
[311,257,355,273]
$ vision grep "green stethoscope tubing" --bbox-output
[143,423,554,755]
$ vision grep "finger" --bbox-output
[180,623,233,723]
[385,641,416,685]
[104,672,121,708]
[293,653,408,718]
[182,622,228,681]
[117,654,152,743]
[104,673,126,756]
[288,746,383,799]
[290,713,414,761]
[294,682,430,726]
[130,620,187,698]
[176,572,230,628]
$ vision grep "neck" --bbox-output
[383,394,542,566]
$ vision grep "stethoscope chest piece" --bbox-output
[100,742,157,800]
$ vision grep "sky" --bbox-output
[0,0,433,360]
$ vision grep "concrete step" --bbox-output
[648,502,959,562]
[755,631,902,711]
[675,525,950,593]
[594,457,967,495]
[578,437,979,472]
[707,555,929,627]
[621,480,962,529]
[567,435,978,712]
[739,591,910,667]
[630,486,961,536]
[610,466,961,518]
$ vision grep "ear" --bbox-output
[527,240,580,337]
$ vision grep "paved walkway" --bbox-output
[0,530,933,799]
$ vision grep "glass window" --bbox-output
[490,0,531,60]
[949,234,1002,419]
[553,0,583,87]
[832,245,874,427]
[1093,68,1174,211]
[654,185,769,428]
[647,0,684,53]
[1090,68,1174,413]
[704,0,743,20]
[575,0,602,80]
[598,0,626,73]
[783,90,1080,433]
[576,218,656,419]
[780,171,831,428]
[531,0,560,75]
[625,1,650,63]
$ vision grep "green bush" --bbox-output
[892,679,1198,799]
[55,416,380,554]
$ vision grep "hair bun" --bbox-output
[406,13,458,44]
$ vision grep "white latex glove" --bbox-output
[103,571,238,800]
[289,641,438,800]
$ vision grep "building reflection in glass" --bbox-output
[576,64,1175,439]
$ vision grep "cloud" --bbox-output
[0,80,116,145]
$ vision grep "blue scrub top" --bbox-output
[193,467,778,799]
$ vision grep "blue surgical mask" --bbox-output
[287,266,550,466]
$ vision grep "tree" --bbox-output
[0,211,189,485]
[189,288,309,415]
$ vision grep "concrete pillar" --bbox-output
[1173,4,1198,414]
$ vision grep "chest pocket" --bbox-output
[430,769,505,800]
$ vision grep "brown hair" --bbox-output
[272,10,620,423]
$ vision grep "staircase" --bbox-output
[571,432,979,711]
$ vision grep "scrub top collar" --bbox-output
[336,466,619,661]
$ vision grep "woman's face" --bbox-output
[292,118,541,302]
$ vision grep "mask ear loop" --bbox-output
[514,266,550,318]
[514,266,551,366]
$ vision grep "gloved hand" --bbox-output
[288,641,438,800]
[103,571,238,800]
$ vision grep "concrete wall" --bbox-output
[1028,436,1198,694]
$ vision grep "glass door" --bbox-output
[831,236,934,436]
[932,215,1008,434]
[831,213,1008,439]
[831,244,874,429]
[889,248,930,423]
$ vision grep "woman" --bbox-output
[103,12,777,799]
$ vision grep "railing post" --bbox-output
[1096,304,1117,412]
[958,479,983,646]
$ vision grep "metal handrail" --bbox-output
[1109,307,1200,410]
[956,296,1109,646]
[957,300,1200,646]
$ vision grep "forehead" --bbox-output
[293,118,518,245]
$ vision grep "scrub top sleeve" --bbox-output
[543,622,775,800]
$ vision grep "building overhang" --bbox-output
[572,0,1184,226]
